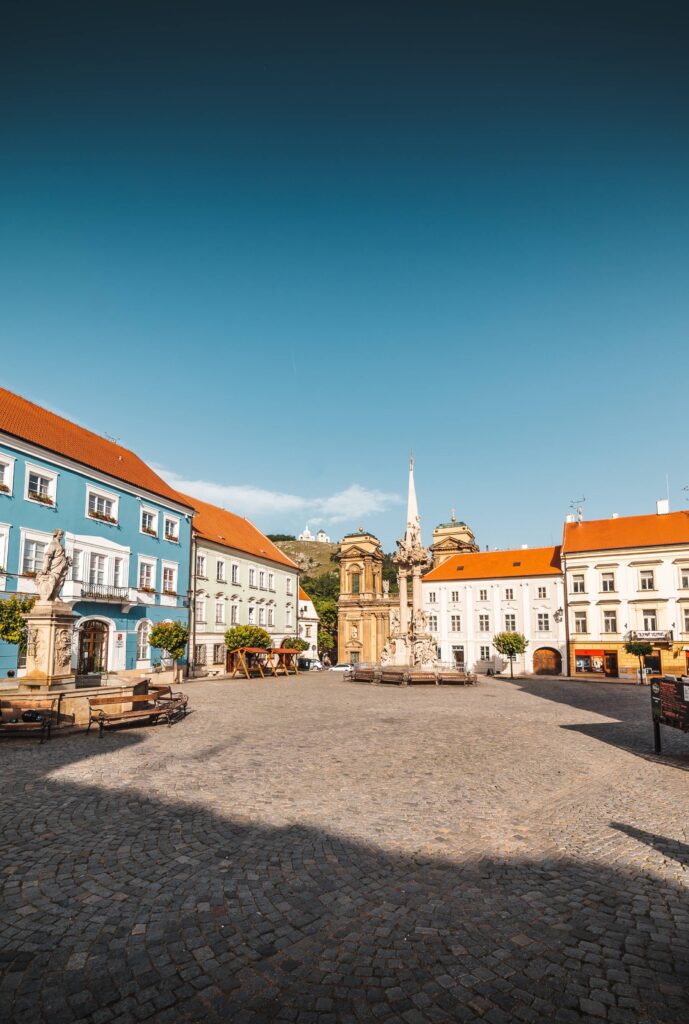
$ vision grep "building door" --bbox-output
[532,648,562,675]
[452,645,464,669]
[78,620,108,675]
[603,652,618,677]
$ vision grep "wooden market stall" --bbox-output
[225,646,269,679]
[267,648,301,677]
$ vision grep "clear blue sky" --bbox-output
[1,1,687,550]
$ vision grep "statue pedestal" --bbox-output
[19,601,76,692]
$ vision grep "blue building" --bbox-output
[0,388,195,679]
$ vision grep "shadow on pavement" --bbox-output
[0,731,688,1024]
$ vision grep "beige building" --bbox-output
[336,530,396,664]
[429,511,479,568]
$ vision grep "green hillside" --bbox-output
[274,539,339,577]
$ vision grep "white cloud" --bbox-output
[157,467,402,525]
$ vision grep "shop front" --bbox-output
[570,633,686,682]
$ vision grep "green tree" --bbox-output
[624,640,654,684]
[318,627,335,658]
[382,553,399,594]
[266,534,296,542]
[313,596,338,659]
[280,636,309,652]
[0,595,36,651]
[224,625,272,652]
[301,570,340,602]
[492,632,528,679]
[149,621,189,680]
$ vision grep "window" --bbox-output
[195,597,206,623]
[642,609,657,631]
[574,611,587,633]
[351,573,360,594]
[213,643,224,664]
[601,572,615,593]
[215,600,225,625]
[162,565,177,594]
[216,560,226,583]
[71,549,83,582]
[603,610,617,633]
[640,570,655,591]
[230,603,238,625]
[480,645,491,660]
[26,469,55,506]
[136,621,151,662]
[479,614,490,632]
[164,516,180,542]
[258,607,265,625]
[572,575,585,594]
[248,605,256,624]
[479,589,487,601]
[505,588,514,600]
[249,568,256,587]
[286,607,293,628]
[451,591,459,602]
[304,625,312,638]
[450,614,461,631]
[429,614,438,631]
[259,570,266,589]
[196,553,207,579]
[0,455,15,495]
[194,644,207,667]
[286,576,294,596]
[22,539,46,575]
[537,586,547,599]
[684,609,689,633]
[138,561,155,591]
[87,487,117,523]
[505,613,516,631]
[269,572,275,591]
[537,613,550,632]
[268,607,274,626]
[113,557,125,588]
[231,563,239,585]
[428,591,437,603]
[140,508,158,536]
[680,568,689,590]
[89,554,106,586]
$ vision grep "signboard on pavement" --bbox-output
[650,676,689,752]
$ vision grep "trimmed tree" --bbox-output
[149,621,189,681]
[224,625,272,652]
[492,632,528,679]
[0,596,37,658]
[624,640,654,684]
[280,636,309,652]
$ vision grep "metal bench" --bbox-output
[147,683,189,717]
[87,693,179,739]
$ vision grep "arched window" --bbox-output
[137,620,151,662]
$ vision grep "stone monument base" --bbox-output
[20,601,76,691]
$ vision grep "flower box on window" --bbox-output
[141,525,157,537]
[138,585,155,594]
[0,484,9,494]
[28,491,53,505]
[163,588,177,597]
[88,510,117,524]
[23,570,37,578]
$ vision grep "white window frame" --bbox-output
[603,610,617,634]
[639,570,655,591]
[537,586,547,599]
[25,463,58,508]
[451,590,459,602]
[505,613,516,631]
[231,562,240,585]
[572,575,585,594]
[268,572,275,591]
[258,606,265,625]
[285,605,293,627]
[268,607,274,626]
[573,611,587,633]
[249,566,257,588]
[163,514,180,543]
[505,588,514,600]
[196,552,207,579]
[683,608,689,633]
[140,506,159,538]
[680,567,689,590]
[248,604,256,624]
[0,454,16,496]
[216,559,226,583]
[259,570,266,590]
[537,612,550,632]
[195,595,207,624]
[642,608,657,631]
[478,614,490,632]
[213,642,224,664]
[161,560,178,596]
[450,614,461,632]
[480,645,491,660]
[286,576,293,596]
[428,591,437,603]
[85,484,119,525]
[0,523,10,582]
[601,572,615,593]
[136,620,152,663]
[19,528,52,578]
[428,614,438,632]
[230,602,239,625]
[137,556,157,593]
[215,600,225,626]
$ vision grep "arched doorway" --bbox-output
[78,620,109,675]
[532,647,562,676]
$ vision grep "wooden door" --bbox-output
[532,648,562,675]
[78,621,108,675]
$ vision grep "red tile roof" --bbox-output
[562,510,689,554]
[423,546,562,582]
[298,585,313,603]
[0,387,193,509]
[178,492,299,569]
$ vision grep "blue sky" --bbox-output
[1,1,687,550]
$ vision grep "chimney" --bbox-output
[565,513,575,524]
[611,513,619,519]
[521,544,528,549]
[656,499,670,515]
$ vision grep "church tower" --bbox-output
[336,528,391,664]
[429,510,479,568]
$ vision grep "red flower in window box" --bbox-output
[0,484,9,494]
[88,510,117,524]
[28,491,53,505]
[138,585,155,594]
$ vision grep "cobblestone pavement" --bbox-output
[1,674,688,1024]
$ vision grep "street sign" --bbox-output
[650,676,689,753]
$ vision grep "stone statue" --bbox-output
[351,624,358,640]
[26,627,41,660]
[55,628,72,670]
[382,579,390,597]
[36,529,71,603]
[390,608,400,633]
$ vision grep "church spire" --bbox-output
[407,454,418,529]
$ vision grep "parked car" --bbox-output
[297,658,323,672]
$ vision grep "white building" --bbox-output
[297,585,320,658]
[297,525,331,543]
[422,546,566,675]
[561,502,689,680]
[181,493,300,670]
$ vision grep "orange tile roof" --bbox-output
[562,510,689,554]
[0,387,194,509]
[298,585,313,603]
[177,491,299,569]
[423,546,562,582]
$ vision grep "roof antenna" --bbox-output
[570,496,586,523]
[103,432,121,445]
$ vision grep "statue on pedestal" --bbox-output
[20,528,76,690]
[36,529,71,603]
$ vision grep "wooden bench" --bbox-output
[352,664,379,684]
[407,669,439,685]
[147,683,189,717]
[379,667,409,686]
[87,693,179,739]
[437,669,477,685]
[0,697,58,743]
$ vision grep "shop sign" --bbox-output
[650,676,689,752]
[633,630,672,642]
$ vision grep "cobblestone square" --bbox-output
[1,674,688,1023]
